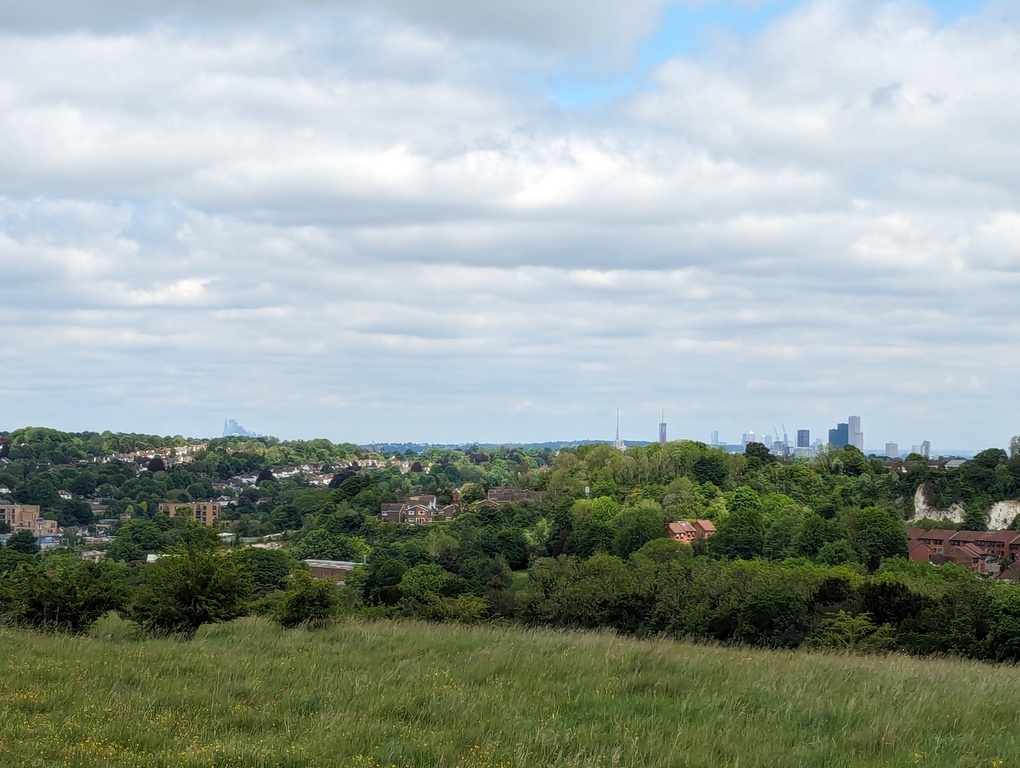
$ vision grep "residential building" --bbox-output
[158,501,222,526]
[693,520,716,539]
[378,494,452,525]
[0,503,59,535]
[668,521,697,544]
[668,519,716,544]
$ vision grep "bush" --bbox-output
[0,554,128,634]
[233,547,295,599]
[274,571,339,629]
[128,546,247,639]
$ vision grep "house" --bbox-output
[908,541,935,563]
[931,543,997,575]
[905,527,926,544]
[693,520,717,540]
[668,521,697,544]
[158,501,222,527]
[379,503,405,523]
[668,520,716,544]
[999,562,1020,581]
[378,494,441,525]
[949,530,1020,560]
[916,529,958,554]
[404,504,436,526]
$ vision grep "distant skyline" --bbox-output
[2,0,1018,452]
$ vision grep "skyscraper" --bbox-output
[848,415,864,451]
[885,442,899,459]
[828,423,849,448]
[711,430,719,446]
[797,429,810,448]
[921,440,931,458]
[659,410,667,445]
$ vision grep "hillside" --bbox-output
[1,616,1017,767]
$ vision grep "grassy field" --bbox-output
[1,616,1018,767]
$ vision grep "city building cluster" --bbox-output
[642,413,934,460]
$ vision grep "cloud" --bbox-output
[1,0,1018,449]
[0,0,671,62]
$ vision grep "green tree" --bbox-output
[274,570,339,629]
[234,547,295,599]
[0,555,128,634]
[805,611,895,652]
[129,546,247,639]
[8,529,39,555]
[710,489,765,559]
[458,482,486,504]
[849,507,908,571]
[612,505,667,559]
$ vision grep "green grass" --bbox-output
[0,615,1017,767]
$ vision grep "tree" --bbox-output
[106,519,167,562]
[8,529,39,555]
[234,547,295,599]
[805,611,895,652]
[961,502,988,532]
[0,555,128,634]
[292,530,364,561]
[710,488,765,559]
[849,507,908,571]
[612,505,667,559]
[743,442,776,472]
[274,570,339,629]
[129,546,247,638]
[458,482,486,504]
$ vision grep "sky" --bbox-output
[2,0,1018,452]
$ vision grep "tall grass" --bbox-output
[0,615,1017,767]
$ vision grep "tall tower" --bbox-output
[658,410,667,445]
[614,410,625,451]
[848,415,864,451]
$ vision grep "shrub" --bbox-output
[274,571,339,629]
[0,555,128,634]
[128,546,247,639]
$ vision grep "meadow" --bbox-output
[0,615,1017,768]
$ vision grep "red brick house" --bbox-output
[693,520,716,539]
[908,541,934,563]
[668,521,697,544]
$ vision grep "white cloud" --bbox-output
[1,1,1019,449]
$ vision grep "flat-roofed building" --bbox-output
[0,503,59,534]
[158,501,222,526]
